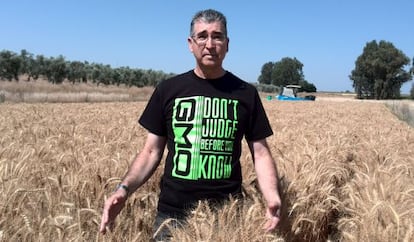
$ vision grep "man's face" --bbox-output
[188,21,229,70]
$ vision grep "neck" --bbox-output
[194,66,225,79]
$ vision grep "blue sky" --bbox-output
[1,1,413,93]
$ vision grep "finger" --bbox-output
[99,200,111,233]
[263,206,281,232]
[264,216,280,232]
[99,221,107,234]
[99,212,108,233]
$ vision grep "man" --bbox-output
[100,9,281,240]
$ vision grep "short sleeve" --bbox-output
[245,91,273,141]
[138,87,167,136]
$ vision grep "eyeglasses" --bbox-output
[191,34,227,46]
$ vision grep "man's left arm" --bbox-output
[248,138,282,232]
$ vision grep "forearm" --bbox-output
[254,151,282,232]
[100,133,165,234]
[121,149,163,193]
[254,155,280,205]
[119,133,166,194]
[249,139,281,206]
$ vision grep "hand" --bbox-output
[99,190,128,234]
[263,203,281,232]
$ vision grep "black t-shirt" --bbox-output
[139,70,273,217]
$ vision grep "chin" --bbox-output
[202,60,222,67]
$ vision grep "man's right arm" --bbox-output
[99,132,167,234]
[120,132,167,192]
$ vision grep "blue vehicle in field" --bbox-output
[276,85,316,101]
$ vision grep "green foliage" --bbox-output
[411,58,414,99]
[68,61,87,83]
[258,57,317,92]
[0,50,21,81]
[272,57,304,87]
[19,49,35,81]
[350,40,412,99]
[47,55,67,84]
[257,62,273,84]
[0,49,175,88]
[411,57,414,75]
[299,80,317,92]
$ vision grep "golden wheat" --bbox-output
[0,98,413,241]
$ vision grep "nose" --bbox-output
[205,37,215,48]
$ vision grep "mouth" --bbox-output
[202,53,217,58]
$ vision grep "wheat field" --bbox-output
[1,99,413,241]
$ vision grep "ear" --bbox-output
[226,38,229,52]
[188,37,194,53]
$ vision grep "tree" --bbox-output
[0,48,177,89]
[411,57,414,99]
[19,49,35,81]
[111,67,124,86]
[350,40,412,99]
[258,62,274,84]
[271,57,304,87]
[299,80,317,92]
[67,61,87,84]
[412,57,414,74]
[258,57,316,91]
[0,50,21,81]
[31,54,47,80]
[130,69,144,87]
[46,56,67,84]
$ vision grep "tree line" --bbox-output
[257,40,414,99]
[2,41,413,100]
[0,49,175,87]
